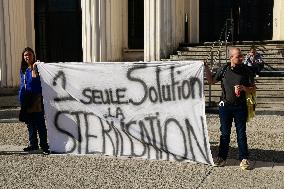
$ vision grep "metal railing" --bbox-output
[207,18,234,107]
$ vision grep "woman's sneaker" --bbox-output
[23,146,39,151]
[42,148,50,155]
[214,157,226,167]
[240,159,251,170]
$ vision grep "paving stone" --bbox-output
[1,107,284,188]
[273,162,284,172]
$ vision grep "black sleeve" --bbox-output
[213,65,226,82]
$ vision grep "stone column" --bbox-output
[0,0,6,86]
[144,0,185,61]
[273,0,284,40]
[0,0,34,87]
[81,0,125,62]
[82,0,101,62]
[188,0,199,43]
[144,0,163,61]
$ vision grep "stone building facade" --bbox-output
[1,0,284,87]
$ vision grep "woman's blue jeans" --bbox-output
[26,112,49,150]
[218,103,248,160]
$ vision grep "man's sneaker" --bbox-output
[214,157,226,167]
[240,159,251,170]
[23,146,39,152]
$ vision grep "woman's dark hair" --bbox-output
[250,45,256,52]
[21,47,36,72]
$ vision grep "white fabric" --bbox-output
[38,61,213,165]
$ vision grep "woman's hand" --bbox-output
[31,63,39,78]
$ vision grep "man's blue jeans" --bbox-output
[218,103,248,160]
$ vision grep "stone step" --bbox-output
[204,91,284,96]
[205,81,284,85]
[204,88,284,93]
[205,102,284,111]
[177,51,284,57]
[257,76,284,79]
[0,95,19,108]
[204,94,284,100]
[205,100,284,107]
[0,108,19,122]
[197,40,284,47]
[172,54,284,60]
[174,42,284,111]
[205,90,284,94]
[204,82,284,88]
[180,46,284,52]
[204,84,284,91]
[205,95,284,103]
[204,82,284,87]
[171,54,284,62]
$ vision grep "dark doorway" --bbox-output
[238,0,273,41]
[200,0,273,42]
[128,0,144,49]
[35,0,82,62]
[200,0,230,42]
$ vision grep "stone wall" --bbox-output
[0,0,35,87]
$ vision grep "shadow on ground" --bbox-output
[210,145,284,163]
[0,150,45,156]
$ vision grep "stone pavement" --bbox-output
[0,95,283,188]
[0,144,283,172]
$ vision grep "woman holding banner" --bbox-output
[18,47,50,155]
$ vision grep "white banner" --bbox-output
[38,61,213,165]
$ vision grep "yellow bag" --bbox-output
[246,90,256,122]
